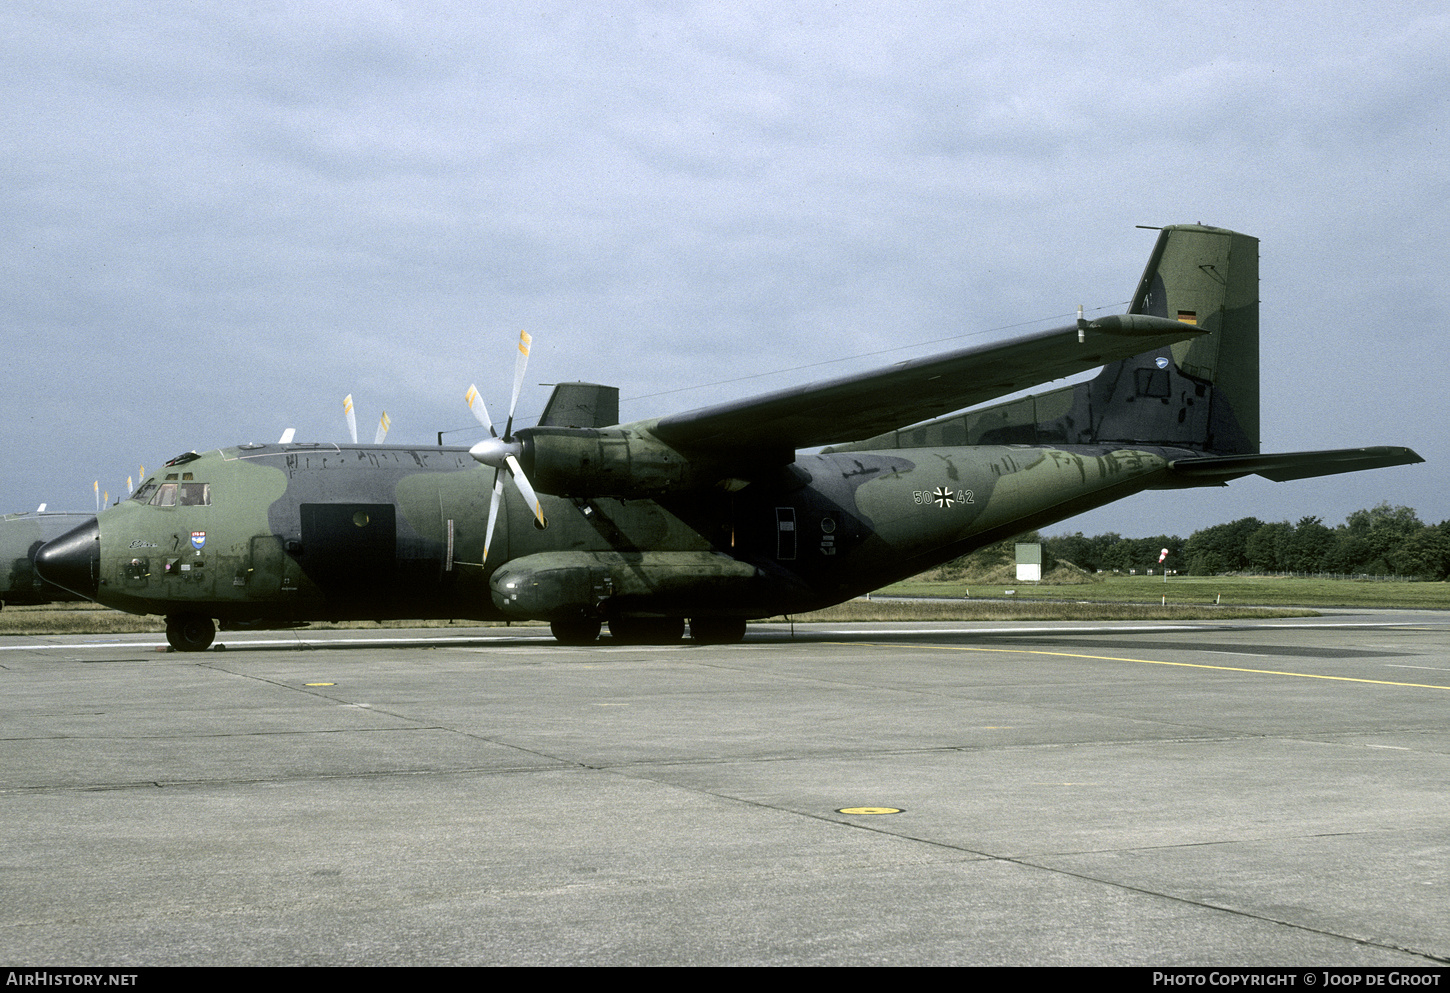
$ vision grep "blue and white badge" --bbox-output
[190,531,206,550]
[1155,356,1170,369]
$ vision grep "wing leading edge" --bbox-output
[639,314,1204,454]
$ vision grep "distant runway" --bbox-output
[4,613,1449,966]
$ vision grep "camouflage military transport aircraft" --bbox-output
[35,225,1422,650]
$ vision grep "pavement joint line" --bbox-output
[1002,853,1450,966]
[601,763,1450,965]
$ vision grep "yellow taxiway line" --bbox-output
[852,643,1450,691]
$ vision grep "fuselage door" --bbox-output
[775,506,797,561]
[298,503,397,595]
[244,534,289,595]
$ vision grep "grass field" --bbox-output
[792,597,1309,623]
[882,573,1450,609]
[0,602,543,637]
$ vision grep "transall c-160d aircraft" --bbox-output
[36,225,1422,651]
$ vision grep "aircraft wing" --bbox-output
[642,314,1205,453]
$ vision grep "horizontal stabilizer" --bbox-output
[1168,446,1423,484]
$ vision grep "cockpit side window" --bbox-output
[178,483,210,506]
[131,479,159,503]
[150,483,177,507]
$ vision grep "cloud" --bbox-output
[2,1,1444,535]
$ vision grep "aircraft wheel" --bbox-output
[690,617,747,644]
[166,613,215,652]
[550,616,601,646]
[608,616,685,644]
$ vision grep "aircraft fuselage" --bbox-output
[52,440,1187,629]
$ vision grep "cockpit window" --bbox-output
[131,479,159,503]
[145,482,211,507]
[178,482,210,506]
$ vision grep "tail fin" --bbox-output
[1121,223,1260,454]
[842,224,1260,456]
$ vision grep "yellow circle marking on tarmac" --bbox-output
[842,644,1450,691]
[838,807,903,815]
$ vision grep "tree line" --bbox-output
[1040,503,1450,580]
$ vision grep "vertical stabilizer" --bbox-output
[1123,224,1259,454]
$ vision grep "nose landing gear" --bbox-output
[166,613,215,652]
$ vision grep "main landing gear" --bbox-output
[549,616,603,646]
[688,616,747,645]
[165,612,215,652]
[608,616,685,644]
[546,615,748,646]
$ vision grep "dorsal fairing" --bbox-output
[536,383,620,429]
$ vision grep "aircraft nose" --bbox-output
[34,517,101,600]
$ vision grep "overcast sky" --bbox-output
[4,0,1446,539]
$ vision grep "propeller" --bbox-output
[466,330,547,563]
[343,395,391,444]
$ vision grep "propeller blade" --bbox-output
[504,330,531,439]
[482,470,504,563]
[505,453,546,528]
[343,394,358,444]
[466,384,497,436]
[374,411,391,445]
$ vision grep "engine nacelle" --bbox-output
[489,550,769,620]
[519,427,728,498]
